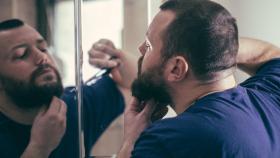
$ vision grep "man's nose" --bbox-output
[138,43,146,56]
[34,49,49,65]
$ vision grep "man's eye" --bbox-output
[38,46,49,53]
[40,49,48,53]
[14,50,28,60]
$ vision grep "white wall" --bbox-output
[123,0,148,54]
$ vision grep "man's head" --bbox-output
[132,0,238,107]
[0,19,63,109]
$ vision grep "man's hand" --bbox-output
[88,39,138,89]
[21,97,67,158]
[118,98,167,158]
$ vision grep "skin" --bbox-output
[0,24,67,158]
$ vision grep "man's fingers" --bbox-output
[47,97,62,114]
[98,39,115,49]
[126,97,140,111]
[88,49,109,59]
[151,106,168,122]
[90,43,122,58]
[58,100,67,116]
[34,107,47,121]
[89,58,118,69]
[140,100,157,118]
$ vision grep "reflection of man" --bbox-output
[118,0,280,157]
[0,19,133,158]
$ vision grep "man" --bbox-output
[0,19,135,158]
[117,0,280,157]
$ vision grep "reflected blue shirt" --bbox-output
[132,58,280,158]
[0,76,124,158]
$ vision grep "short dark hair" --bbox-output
[0,19,24,31]
[160,0,239,81]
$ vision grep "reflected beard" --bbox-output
[131,65,172,107]
[0,64,63,109]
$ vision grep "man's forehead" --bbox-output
[0,25,45,58]
[0,25,44,47]
[3,25,42,39]
[146,10,175,42]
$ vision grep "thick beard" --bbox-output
[131,64,172,107]
[0,64,63,109]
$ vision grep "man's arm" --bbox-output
[237,37,280,75]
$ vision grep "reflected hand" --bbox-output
[26,97,67,157]
[88,39,138,89]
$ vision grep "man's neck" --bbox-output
[0,95,44,125]
[171,74,236,114]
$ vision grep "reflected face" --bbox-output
[0,25,63,109]
[132,11,175,106]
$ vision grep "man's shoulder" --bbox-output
[135,113,223,157]
[240,58,280,95]
[143,100,251,142]
[257,58,280,73]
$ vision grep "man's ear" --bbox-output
[164,56,188,82]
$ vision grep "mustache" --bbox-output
[31,64,58,80]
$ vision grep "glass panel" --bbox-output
[54,0,123,157]
[54,0,123,86]
[54,0,76,86]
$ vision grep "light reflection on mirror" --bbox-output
[54,0,123,86]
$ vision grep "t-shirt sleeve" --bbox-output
[240,58,280,96]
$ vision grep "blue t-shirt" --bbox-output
[0,76,124,158]
[132,58,280,158]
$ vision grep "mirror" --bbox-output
[53,0,147,156]
[54,0,126,156]
[0,0,130,157]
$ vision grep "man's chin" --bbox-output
[132,75,172,106]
